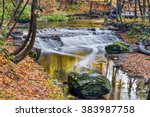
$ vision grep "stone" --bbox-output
[105,41,129,54]
[68,72,111,99]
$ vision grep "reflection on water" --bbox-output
[37,18,104,29]
[38,53,80,82]
[105,60,148,100]
[38,53,149,100]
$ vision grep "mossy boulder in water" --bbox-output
[68,72,111,99]
[105,41,129,54]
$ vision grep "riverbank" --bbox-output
[0,39,64,100]
[122,53,150,79]
[119,28,150,79]
[104,18,150,79]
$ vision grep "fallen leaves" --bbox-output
[0,52,64,100]
[120,33,137,44]
[123,53,150,78]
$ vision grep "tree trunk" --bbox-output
[7,0,23,27]
[147,79,150,100]
[104,0,107,17]
[11,1,33,55]
[128,0,131,16]
[110,0,113,18]
[58,0,63,10]
[0,0,5,28]
[117,0,124,28]
[135,0,137,17]
[147,89,150,100]
[138,0,143,16]
[143,0,146,16]
[11,0,17,7]
[147,0,150,24]
[89,1,93,15]
[116,0,119,22]
[12,0,38,63]
[7,0,29,38]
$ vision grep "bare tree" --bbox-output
[138,0,143,16]
[11,0,17,7]
[135,0,138,17]
[104,0,107,17]
[12,0,38,63]
[7,0,29,38]
[89,0,93,15]
[127,0,131,16]
[7,0,23,27]
[143,0,146,16]
[109,0,113,18]
[147,0,150,24]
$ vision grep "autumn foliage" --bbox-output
[0,46,64,99]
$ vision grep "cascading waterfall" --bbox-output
[34,28,120,69]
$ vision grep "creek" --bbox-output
[34,19,148,100]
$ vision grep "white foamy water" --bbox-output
[34,28,120,68]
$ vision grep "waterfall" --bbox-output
[33,28,121,68]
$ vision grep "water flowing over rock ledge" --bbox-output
[10,27,149,100]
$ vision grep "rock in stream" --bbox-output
[68,72,111,99]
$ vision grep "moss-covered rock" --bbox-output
[68,72,111,99]
[105,41,129,54]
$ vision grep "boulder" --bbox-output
[105,41,129,54]
[68,72,111,99]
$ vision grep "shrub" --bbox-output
[17,4,31,23]
[70,5,79,11]
[0,3,31,22]
[40,14,69,22]
[0,3,14,19]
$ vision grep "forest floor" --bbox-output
[122,53,150,78]
[0,39,64,100]
[120,33,150,79]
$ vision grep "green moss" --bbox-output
[113,41,129,50]
[105,41,129,54]
[68,72,111,99]
[66,94,77,100]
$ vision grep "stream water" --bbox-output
[37,18,105,28]
[35,19,149,100]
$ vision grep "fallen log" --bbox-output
[138,41,150,55]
